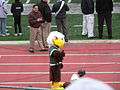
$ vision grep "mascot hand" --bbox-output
[61,50,65,57]
[60,63,63,69]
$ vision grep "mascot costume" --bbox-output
[47,31,65,89]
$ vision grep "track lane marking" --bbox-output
[0,62,120,65]
[0,53,120,57]
[0,81,120,84]
[0,72,120,74]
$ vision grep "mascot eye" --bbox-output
[55,37,58,39]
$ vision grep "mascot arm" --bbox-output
[61,50,65,57]
[52,50,61,57]
[52,50,65,69]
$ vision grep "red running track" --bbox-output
[0,44,120,90]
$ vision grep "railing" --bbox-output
[0,85,63,90]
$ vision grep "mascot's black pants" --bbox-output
[50,65,61,82]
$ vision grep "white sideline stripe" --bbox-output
[0,81,120,84]
[74,25,106,27]
[0,62,120,65]
[26,0,30,4]
[0,53,120,57]
[0,72,120,74]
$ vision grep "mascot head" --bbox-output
[47,31,65,48]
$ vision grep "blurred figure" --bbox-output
[28,5,48,53]
[11,0,23,36]
[96,0,113,39]
[81,0,95,38]
[52,0,69,42]
[36,0,52,48]
[65,77,114,90]
[0,0,9,36]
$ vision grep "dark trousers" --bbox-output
[98,11,112,39]
[13,15,22,33]
[50,65,61,82]
[56,18,68,41]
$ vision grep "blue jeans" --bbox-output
[0,18,7,35]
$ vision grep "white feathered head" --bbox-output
[47,31,65,48]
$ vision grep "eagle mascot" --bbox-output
[47,31,65,89]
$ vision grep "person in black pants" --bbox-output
[11,0,23,36]
[96,0,113,39]
[52,0,69,42]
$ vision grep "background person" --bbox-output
[11,0,23,36]
[28,5,48,53]
[0,0,9,36]
[52,0,69,42]
[96,0,113,39]
[36,0,52,48]
[81,0,95,38]
[71,69,86,81]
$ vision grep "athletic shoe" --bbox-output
[29,48,34,53]
[14,33,18,36]
[40,49,48,51]
[1,34,6,36]
[19,33,23,36]
[6,33,10,36]
[88,36,96,39]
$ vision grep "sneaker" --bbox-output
[40,49,48,51]
[1,34,6,36]
[88,36,96,39]
[29,48,34,53]
[19,33,23,36]
[14,33,18,36]
[6,33,10,36]
[65,39,68,42]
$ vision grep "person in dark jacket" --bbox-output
[36,0,52,48]
[81,0,95,38]
[52,0,69,42]
[11,0,23,36]
[28,5,48,53]
[96,0,113,39]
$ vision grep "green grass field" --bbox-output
[1,14,119,41]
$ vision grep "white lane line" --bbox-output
[0,72,120,74]
[0,53,120,57]
[0,81,120,84]
[74,25,106,27]
[0,62,120,65]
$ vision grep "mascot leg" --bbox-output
[51,82,64,89]
[51,82,59,89]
